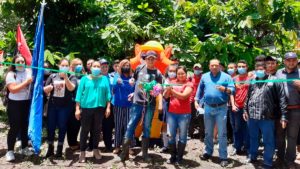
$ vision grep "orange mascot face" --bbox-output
[130,41,174,74]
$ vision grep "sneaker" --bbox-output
[200,153,211,160]
[6,151,15,162]
[245,157,257,164]
[220,159,229,167]
[160,147,168,153]
[20,147,34,156]
[113,148,120,154]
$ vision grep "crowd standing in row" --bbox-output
[3,51,300,169]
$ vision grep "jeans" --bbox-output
[167,112,191,144]
[248,118,275,166]
[47,102,72,145]
[229,108,249,152]
[204,104,228,159]
[125,103,155,139]
[286,110,300,164]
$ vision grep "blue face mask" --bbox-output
[238,68,246,74]
[227,69,235,75]
[194,70,202,75]
[168,72,176,79]
[255,70,265,78]
[91,68,101,76]
[75,65,83,73]
[59,66,69,73]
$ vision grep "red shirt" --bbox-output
[189,75,201,102]
[233,75,250,109]
[169,81,194,114]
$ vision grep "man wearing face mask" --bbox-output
[243,62,287,168]
[276,52,300,168]
[230,60,250,156]
[227,63,237,77]
[188,63,203,139]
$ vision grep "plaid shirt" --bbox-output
[246,82,266,120]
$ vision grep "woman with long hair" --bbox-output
[5,54,33,162]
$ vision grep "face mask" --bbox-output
[91,68,101,76]
[16,66,25,72]
[59,66,69,73]
[44,69,51,75]
[227,69,235,75]
[194,70,202,75]
[237,68,246,74]
[75,65,83,73]
[121,67,130,74]
[255,70,265,78]
[168,72,176,79]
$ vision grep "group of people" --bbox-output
[3,50,300,169]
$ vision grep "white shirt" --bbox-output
[5,69,32,100]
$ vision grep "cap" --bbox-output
[284,52,297,59]
[141,50,158,60]
[193,63,202,69]
[99,58,109,65]
[265,56,278,62]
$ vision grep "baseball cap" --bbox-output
[265,56,278,62]
[193,63,202,69]
[99,58,109,65]
[142,50,158,60]
[284,52,297,59]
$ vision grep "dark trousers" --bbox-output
[47,103,72,145]
[102,105,114,149]
[113,106,130,148]
[80,107,104,151]
[67,107,81,147]
[7,100,30,151]
[286,110,300,164]
[275,119,286,160]
[189,103,205,139]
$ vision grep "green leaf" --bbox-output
[145,8,153,13]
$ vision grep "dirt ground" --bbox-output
[0,119,300,169]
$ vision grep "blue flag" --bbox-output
[28,2,46,154]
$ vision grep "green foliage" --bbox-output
[0,0,299,71]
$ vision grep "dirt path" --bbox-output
[0,119,299,168]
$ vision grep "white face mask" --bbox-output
[194,70,202,75]
[168,72,176,79]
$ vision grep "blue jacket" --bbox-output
[111,74,134,107]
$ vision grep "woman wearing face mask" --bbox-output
[111,59,135,154]
[5,54,33,162]
[66,58,85,151]
[43,58,77,158]
[160,64,177,153]
[75,61,111,163]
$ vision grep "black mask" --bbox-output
[121,67,130,74]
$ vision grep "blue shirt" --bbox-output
[195,71,235,105]
[111,74,134,107]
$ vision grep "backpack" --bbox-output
[1,72,16,107]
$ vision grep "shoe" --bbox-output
[45,144,54,158]
[200,153,211,160]
[245,157,257,164]
[70,144,80,151]
[220,159,228,167]
[20,147,34,156]
[113,148,120,154]
[55,145,63,158]
[142,138,152,162]
[120,138,131,162]
[160,147,168,153]
[230,149,242,156]
[78,151,86,163]
[93,149,102,160]
[167,143,176,164]
[177,142,186,164]
[6,151,15,162]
